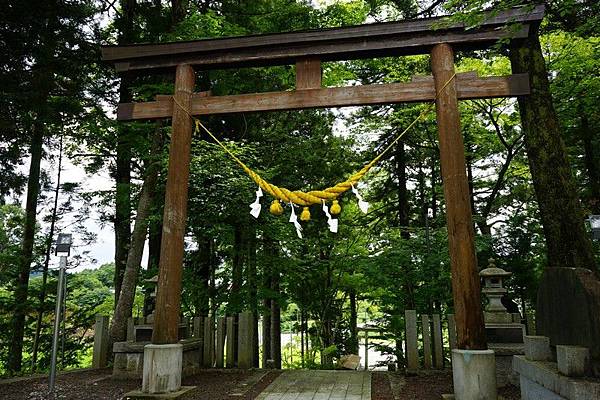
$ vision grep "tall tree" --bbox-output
[509,24,597,274]
[113,0,137,305]
[3,0,97,373]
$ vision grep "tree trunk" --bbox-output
[31,134,63,371]
[8,120,44,374]
[270,270,282,369]
[230,225,244,314]
[114,0,137,305]
[509,27,598,274]
[430,154,438,221]
[349,289,358,354]
[108,131,161,351]
[261,288,272,367]
[192,237,211,317]
[170,0,188,28]
[146,190,163,272]
[581,113,600,215]
[395,141,410,239]
[246,226,259,367]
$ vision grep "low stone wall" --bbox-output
[512,335,600,400]
[113,338,202,379]
[513,356,600,400]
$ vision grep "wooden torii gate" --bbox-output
[101,4,543,393]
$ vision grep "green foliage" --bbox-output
[1,0,600,374]
[0,263,116,375]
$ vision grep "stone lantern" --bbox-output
[480,258,525,344]
[480,258,512,316]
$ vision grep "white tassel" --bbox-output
[351,184,369,214]
[289,202,303,238]
[249,187,263,218]
[322,200,338,233]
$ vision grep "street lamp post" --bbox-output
[49,233,72,395]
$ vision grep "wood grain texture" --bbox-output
[101,5,544,72]
[116,73,529,120]
[431,44,487,350]
[296,58,321,90]
[151,64,195,345]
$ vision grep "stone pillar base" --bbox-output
[142,344,183,394]
[451,349,498,400]
[123,386,195,399]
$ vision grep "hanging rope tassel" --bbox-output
[300,207,311,221]
[330,200,341,215]
[270,199,283,216]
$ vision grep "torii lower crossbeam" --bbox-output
[116,72,528,120]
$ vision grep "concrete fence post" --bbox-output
[405,310,418,370]
[215,317,226,368]
[237,311,254,369]
[447,313,457,352]
[432,314,444,368]
[422,314,432,368]
[202,316,214,368]
[226,316,235,368]
[126,317,135,341]
[92,314,109,368]
[193,316,204,365]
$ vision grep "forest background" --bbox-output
[0,0,599,376]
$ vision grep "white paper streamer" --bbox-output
[249,187,263,218]
[322,200,338,233]
[289,203,303,238]
[351,184,369,214]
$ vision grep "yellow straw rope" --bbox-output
[173,73,456,207]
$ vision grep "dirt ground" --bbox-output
[1,368,520,400]
[0,368,278,400]
[371,370,521,400]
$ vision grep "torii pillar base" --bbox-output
[442,349,498,400]
[128,343,194,398]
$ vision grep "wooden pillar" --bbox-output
[431,43,486,350]
[152,64,195,344]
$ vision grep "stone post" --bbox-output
[448,314,457,351]
[92,314,109,368]
[405,310,418,370]
[238,311,254,369]
[433,314,444,368]
[226,316,235,368]
[422,315,432,368]
[126,317,135,341]
[215,317,226,368]
[202,316,214,368]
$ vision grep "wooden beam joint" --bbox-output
[296,57,321,90]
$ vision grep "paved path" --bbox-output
[256,370,371,400]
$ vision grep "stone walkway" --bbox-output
[256,370,371,400]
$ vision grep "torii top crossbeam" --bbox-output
[101,5,543,373]
[102,5,544,72]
